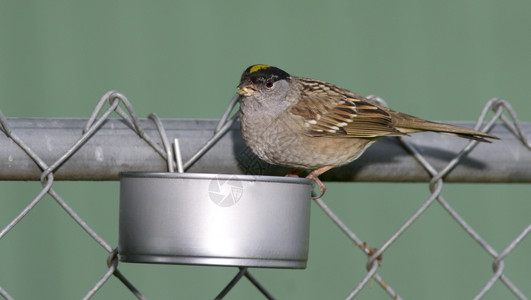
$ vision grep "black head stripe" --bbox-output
[240,64,291,85]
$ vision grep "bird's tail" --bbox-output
[391,111,499,142]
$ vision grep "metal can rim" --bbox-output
[119,172,313,185]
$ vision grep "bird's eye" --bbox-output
[265,80,274,88]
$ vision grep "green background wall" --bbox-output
[1,1,530,299]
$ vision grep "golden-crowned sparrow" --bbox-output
[236,64,498,198]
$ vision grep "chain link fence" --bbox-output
[0,91,530,299]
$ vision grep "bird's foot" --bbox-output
[285,169,303,178]
[306,166,333,199]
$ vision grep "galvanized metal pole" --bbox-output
[0,118,529,182]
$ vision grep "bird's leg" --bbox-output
[306,165,333,199]
[285,169,304,178]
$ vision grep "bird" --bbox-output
[236,64,498,198]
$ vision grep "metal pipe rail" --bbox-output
[0,118,529,182]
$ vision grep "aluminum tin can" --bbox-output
[118,172,312,268]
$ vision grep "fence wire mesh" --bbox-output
[0,91,529,299]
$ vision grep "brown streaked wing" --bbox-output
[290,78,405,138]
[331,99,406,137]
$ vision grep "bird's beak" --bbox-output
[237,81,257,97]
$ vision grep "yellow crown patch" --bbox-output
[249,64,271,73]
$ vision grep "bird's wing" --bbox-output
[289,78,405,138]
